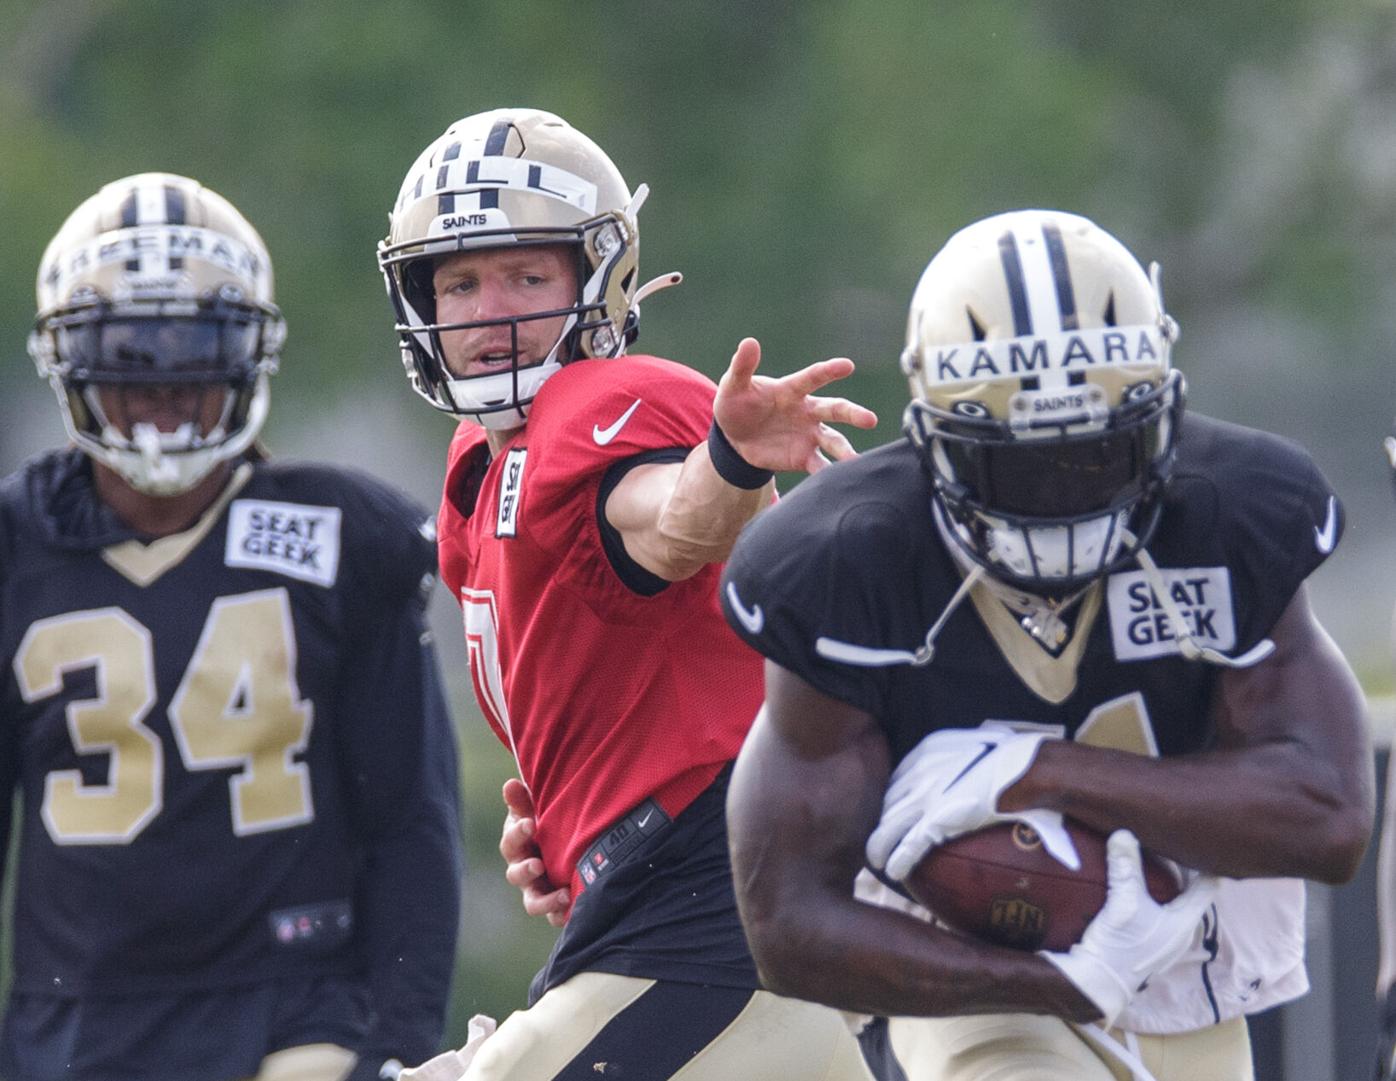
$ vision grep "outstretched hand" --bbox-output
[713,338,878,475]
[500,778,569,927]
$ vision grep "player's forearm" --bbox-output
[652,442,773,574]
[744,895,1098,1021]
[1002,739,1371,883]
[342,621,464,1061]
[731,695,1099,1022]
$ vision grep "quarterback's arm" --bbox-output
[337,599,463,1068]
[728,659,1099,1020]
[606,338,876,581]
[1002,583,1374,883]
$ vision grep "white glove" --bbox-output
[866,728,1079,881]
[1041,831,1216,1027]
[398,1015,498,1081]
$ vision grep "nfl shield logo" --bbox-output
[990,896,1046,949]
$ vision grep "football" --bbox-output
[903,820,1182,952]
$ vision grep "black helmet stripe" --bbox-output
[997,230,1033,336]
[1041,222,1079,330]
[163,183,186,225]
[122,180,189,271]
[436,163,454,216]
[164,183,186,270]
[121,185,142,270]
[474,120,513,212]
[483,119,512,155]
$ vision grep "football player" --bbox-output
[377,108,883,1080]
[720,210,1374,1081]
[0,174,462,1081]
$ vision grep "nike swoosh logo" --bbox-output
[943,741,997,793]
[725,581,764,635]
[592,398,643,445]
[637,811,654,828]
[1313,496,1338,555]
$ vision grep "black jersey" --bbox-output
[0,449,461,1067]
[722,413,1341,763]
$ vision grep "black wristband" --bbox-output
[707,421,775,490]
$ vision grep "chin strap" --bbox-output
[934,499,1095,652]
[1124,530,1274,668]
[816,518,1274,673]
[815,563,984,668]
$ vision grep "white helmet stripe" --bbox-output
[422,156,599,216]
[136,183,166,227]
[1015,219,1070,338]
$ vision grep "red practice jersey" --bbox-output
[437,355,764,898]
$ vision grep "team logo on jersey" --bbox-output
[496,448,527,537]
[1106,566,1236,662]
[225,499,342,586]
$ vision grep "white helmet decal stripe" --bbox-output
[920,324,1168,389]
[406,157,599,216]
[44,226,268,301]
[136,183,166,228]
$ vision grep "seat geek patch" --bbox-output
[225,499,342,586]
[1106,566,1236,661]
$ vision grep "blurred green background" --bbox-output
[3,0,1396,1053]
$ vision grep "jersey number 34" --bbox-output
[14,588,313,845]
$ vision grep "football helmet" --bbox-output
[29,172,284,496]
[378,108,670,429]
[902,209,1184,595]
